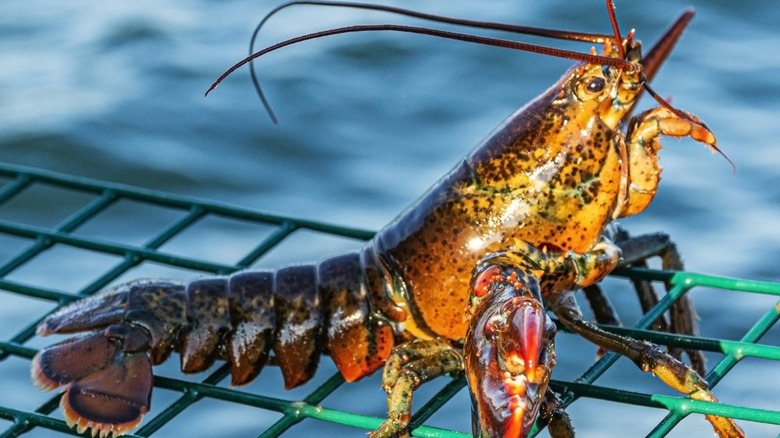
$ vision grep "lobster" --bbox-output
[31,1,744,437]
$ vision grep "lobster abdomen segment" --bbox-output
[226,271,276,386]
[124,280,187,364]
[180,277,230,373]
[319,253,395,383]
[272,265,323,389]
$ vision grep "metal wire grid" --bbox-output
[0,161,778,437]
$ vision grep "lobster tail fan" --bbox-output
[31,330,153,437]
[31,332,117,390]
[62,351,152,437]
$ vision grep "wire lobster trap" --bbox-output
[0,162,778,438]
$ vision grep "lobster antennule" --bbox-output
[620,7,734,171]
[642,84,735,171]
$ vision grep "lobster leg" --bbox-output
[484,238,741,437]
[614,229,706,375]
[583,283,622,327]
[580,224,624,330]
[581,283,621,361]
[370,338,464,438]
[663,243,704,371]
[538,390,574,438]
[547,290,744,438]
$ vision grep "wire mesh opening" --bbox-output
[0,163,778,437]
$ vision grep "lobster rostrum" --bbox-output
[32,1,743,437]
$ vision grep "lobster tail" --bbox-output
[66,352,151,437]
[32,251,397,435]
[229,253,396,388]
[223,253,396,389]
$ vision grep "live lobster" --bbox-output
[32,1,743,437]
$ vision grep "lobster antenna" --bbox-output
[254,2,615,47]
[249,1,617,123]
[207,24,633,100]
[245,1,624,123]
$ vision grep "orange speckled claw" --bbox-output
[464,276,557,438]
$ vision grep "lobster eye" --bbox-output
[586,77,606,93]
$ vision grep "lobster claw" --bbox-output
[464,274,557,438]
[32,325,153,437]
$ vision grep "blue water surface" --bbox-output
[1,1,779,437]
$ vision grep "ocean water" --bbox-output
[1,0,779,437]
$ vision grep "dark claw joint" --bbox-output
[464,266,557,437]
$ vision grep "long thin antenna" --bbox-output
[248,1,618,123]
[208,24,633,96]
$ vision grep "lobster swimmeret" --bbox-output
[32,2,744,437]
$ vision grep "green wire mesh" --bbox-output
[0,162,778,437]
